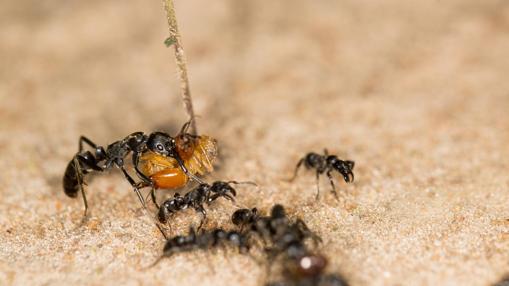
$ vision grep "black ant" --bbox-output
[232,205,322,257]
[232,207,260,232]
[62,121,207,217]
[232,205,321,242]
[158,180,256,231]
[148,227,250,267]
[233,205,344,286]
[291,149,355,200]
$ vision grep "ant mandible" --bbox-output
[291,149,355,200]
[62,120,207,217]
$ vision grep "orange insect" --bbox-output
[137,122,218,194]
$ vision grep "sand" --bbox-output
[1,0,509,285]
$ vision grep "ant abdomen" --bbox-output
[63,159,80,198]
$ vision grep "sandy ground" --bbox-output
[1,0,509,285]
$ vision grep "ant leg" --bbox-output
[132,151,153,185]
[324,148,329,156]
[295,219,322,246]
[79,136,98,151]
[326,170,339,200]
[315,170,321,200]
[196,206,207,231]
[175,156,205,184]
[119,167,146,208]
[150,188,159,209]
[119,167,168,239]
[138,180,159,209]
[144,250,173,269]
[73,157,89,217]
[290,158,305,182]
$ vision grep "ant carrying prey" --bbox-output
[158,180,256,231]
[291,149,355,200]
[62,120,217,218]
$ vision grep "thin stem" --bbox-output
[162,0,197,135]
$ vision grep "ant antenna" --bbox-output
[227,180,258,187]
[145,254,167,269]
[179,119,193,134]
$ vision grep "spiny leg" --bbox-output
[326,170,339,200]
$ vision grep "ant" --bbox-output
[232,207,260,232]
[231,204,321,248]
[148,227,250,267]
[291,149,355,200]
[233,206,344,286]
[232,205,322,257]
[158,180,256,231]
[62,120,212,218]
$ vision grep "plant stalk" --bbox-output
[162,0,197,135]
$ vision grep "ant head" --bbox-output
[328,158,355,183]
[158,204,170,223]
[232,208,255,225]
[158,198,177,223]
[208,181,236,197]
[294,254,328,278]
[271,204,286,219]
[147,132,176,157]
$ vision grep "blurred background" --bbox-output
[1,0,509,285]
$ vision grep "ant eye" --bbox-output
[156,144,164,151]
